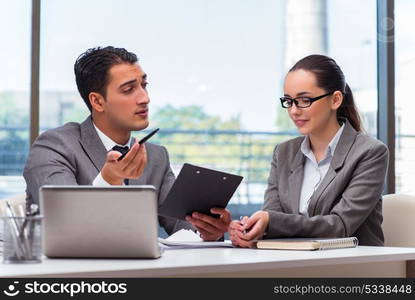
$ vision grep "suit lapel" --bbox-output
[78,116,107,172]
[307,120,358,216]
[307,167,336,216]
[287,142,305,214]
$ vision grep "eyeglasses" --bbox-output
[279,91,334,108]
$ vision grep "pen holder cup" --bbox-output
[2,215,43,264]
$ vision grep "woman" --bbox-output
[229,54,389,247]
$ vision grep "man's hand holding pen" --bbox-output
[101,128,158,185]
[229,211,270,248]
[101,141,147,185]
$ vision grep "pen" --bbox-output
[239,215,247,235]
[138,128,159,145]
[19,203,39,258]
[16,204,25,217]
[117,128,160,161]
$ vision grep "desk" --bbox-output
[1,246,415,278]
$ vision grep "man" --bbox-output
[23,46,230,241]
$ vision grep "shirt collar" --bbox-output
[300,123,345,163]
[328,122,345,156]
[93,123,132,152]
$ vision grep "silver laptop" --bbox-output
[40,185,161,258]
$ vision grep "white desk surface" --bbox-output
[2,246,415,278]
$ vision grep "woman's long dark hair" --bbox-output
[289,54,362,132]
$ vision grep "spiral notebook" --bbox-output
[255,237,358,251]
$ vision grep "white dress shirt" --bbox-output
[299,124,345,216]
[92,123,132,186]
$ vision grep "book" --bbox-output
[158,229,233,249]
[255,237,358,251]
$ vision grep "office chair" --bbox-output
[382,193,415,247]
[382,193,415,277]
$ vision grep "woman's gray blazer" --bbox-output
[263,120,389,246]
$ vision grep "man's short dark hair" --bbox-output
[74,46,138,112]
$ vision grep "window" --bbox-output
[395,0,415,194]
[0,0,31,198]
[39,0,378,219]
[327,0,378,136]
[40,0,283,212]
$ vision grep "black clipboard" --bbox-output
[159,163,243,220]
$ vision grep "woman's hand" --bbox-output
[229,211,269,248]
